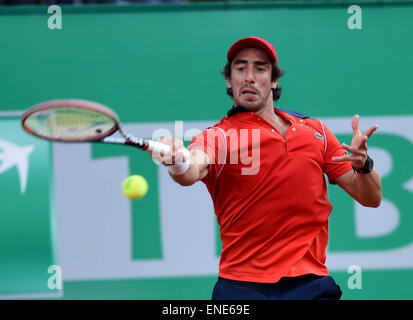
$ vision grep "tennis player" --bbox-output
[150,36,382,300]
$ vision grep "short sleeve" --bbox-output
[321,122,353,184]
[188,127,227,183]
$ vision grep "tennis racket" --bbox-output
[21,99,173,155]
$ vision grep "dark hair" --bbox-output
[221,61,284,102]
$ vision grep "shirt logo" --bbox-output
[315,132,324,140]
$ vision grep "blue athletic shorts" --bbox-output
[212,274,342,300]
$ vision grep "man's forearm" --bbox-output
[353,169,382,207]
[169,149,210,186]
[169,163,201,186]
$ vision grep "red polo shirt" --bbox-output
[188,107,352,283]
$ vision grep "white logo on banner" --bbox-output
[0,139,34,194]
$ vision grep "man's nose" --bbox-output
[245,67,255,83]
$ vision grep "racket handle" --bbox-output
[146,140,190,162]
[146,140,172,154]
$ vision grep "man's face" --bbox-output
[226,47,277,111]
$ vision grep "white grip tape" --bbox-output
[167,149,190,175]
[147,140,172,155]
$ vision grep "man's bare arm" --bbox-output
[335,169,382,207]
[170,148,210,186]
[332,115,382,207]
[146,137,210,186]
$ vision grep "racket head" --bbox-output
[21,99,120,142]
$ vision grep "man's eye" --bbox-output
[257,67,265,72]
[237,67,245,71]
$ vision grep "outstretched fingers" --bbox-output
[364,124,379,138]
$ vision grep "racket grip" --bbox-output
[146,140,190,162]
[146,140,172,154]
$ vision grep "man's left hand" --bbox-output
[332,114,378,170]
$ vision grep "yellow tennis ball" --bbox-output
[122,175,148,200]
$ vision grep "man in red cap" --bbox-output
[149,36,382,300]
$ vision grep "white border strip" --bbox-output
[0,291,63,300]
[0,110,24,117]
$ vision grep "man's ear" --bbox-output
[226,77,232,89]
[272,79,278,90]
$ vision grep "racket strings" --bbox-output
[24,107,116,141]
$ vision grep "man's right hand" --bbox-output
[146,136,188,167]
[146,136,211,186]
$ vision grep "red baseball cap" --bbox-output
[227,36,278,65]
